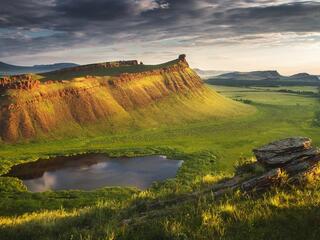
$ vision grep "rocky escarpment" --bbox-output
[0,75,40,90]
[110,55,201,92]
[50,60,139,75]
[0,54,251,142]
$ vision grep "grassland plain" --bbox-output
[0,85,320,239]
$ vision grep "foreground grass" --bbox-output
[119,184,320,240]
[2,177,320,240]
[0,85,319,239]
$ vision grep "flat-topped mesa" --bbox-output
[0,54,241,142]
[50,60,139,74]
[82,54,188,76]
[110,54,198,88]
[0,74,40,91]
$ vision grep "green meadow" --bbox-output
[1,85,318,171]
[0,84,319,239]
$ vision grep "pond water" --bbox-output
[5,154,183,192]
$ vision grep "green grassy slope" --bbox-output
[0,85,319,239]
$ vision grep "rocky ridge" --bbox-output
[49,60,139,75]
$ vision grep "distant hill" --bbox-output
[208,70,320,87]
[217,71,281,81]
[0,61,78,76]
[288,73,320,82]
[194,68,231,79]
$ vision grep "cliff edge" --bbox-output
[0,55,253,142]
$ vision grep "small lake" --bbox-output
[5,154,183,192]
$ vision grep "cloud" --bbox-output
[209,2,320,34]
[56,0,165,20]
[0,0,320,59]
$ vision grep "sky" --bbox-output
[1,0,320,75]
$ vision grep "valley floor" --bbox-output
[0,84,319,239]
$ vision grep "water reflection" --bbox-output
[5,154,183,192]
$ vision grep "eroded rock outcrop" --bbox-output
[0,75,40,90]
[253,137,320,184]
[253,137,317,166]
[109,58,201,92]
[243,137,320,188]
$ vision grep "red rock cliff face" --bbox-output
[108,61,203,110]
[0,56,204,142]
[0,75,40,90]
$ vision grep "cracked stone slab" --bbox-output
[253,137,317,166]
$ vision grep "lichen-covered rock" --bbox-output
[253,137,316,166]
[252,137,320,186]
[228,137,320,191]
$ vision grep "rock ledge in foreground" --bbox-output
[253,137,318,166]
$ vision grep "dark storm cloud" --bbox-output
[209,2,320,34]
[56,0,141,20]
[1,0,320,57]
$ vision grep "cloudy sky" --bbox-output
[1,0,320,75]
